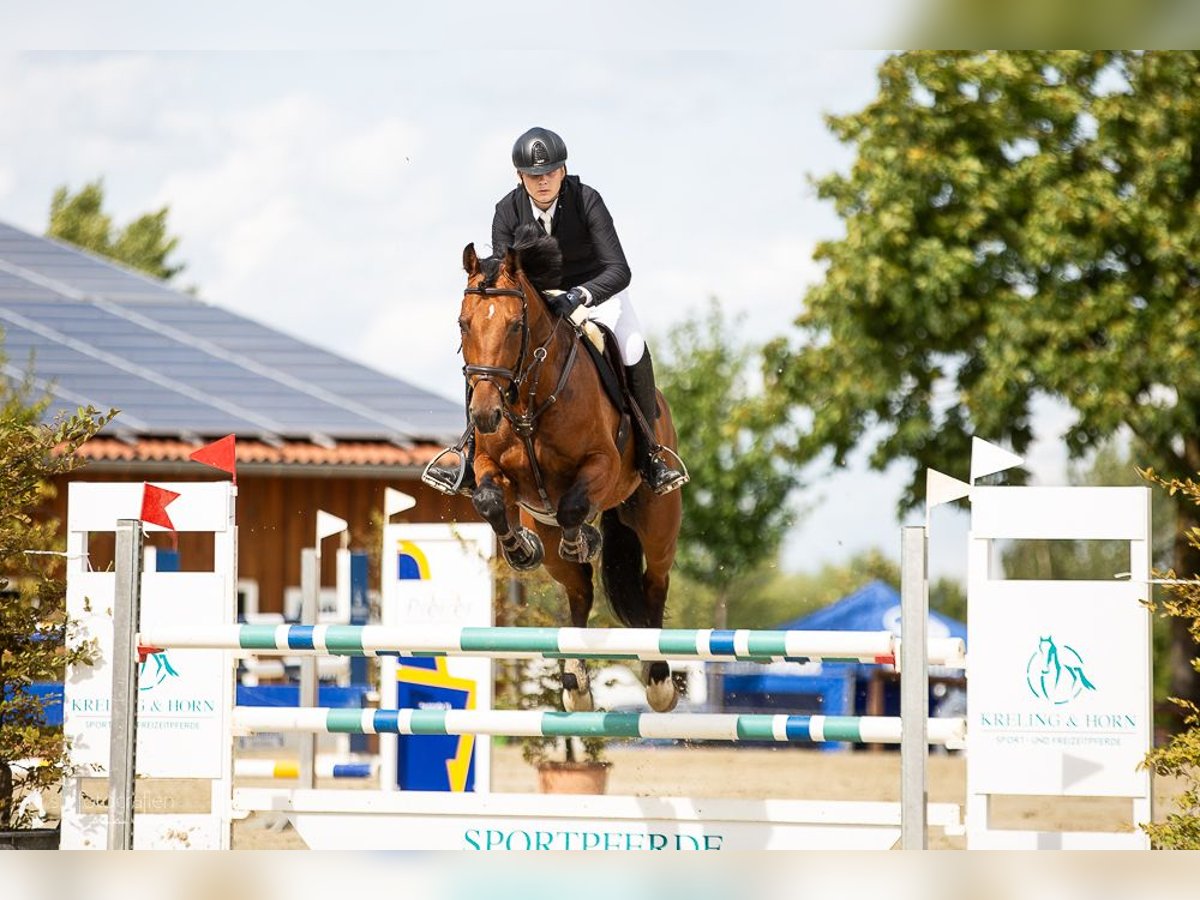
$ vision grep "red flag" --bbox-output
[189,434,237,483]
[141,484,181,531]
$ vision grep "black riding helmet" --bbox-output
[512,127,568,175]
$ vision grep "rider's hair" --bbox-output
[484,223,562,291]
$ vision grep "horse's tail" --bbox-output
[599,507,650,628]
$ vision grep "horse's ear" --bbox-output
[499,247,519,281]
[463,243,479,277]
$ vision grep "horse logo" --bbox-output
[139,650,181,692]
[1026,636,1096,705]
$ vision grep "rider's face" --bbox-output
[519,166,565,210]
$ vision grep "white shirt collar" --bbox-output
[530,197,558,223]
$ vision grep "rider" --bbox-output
[424,126,688,498]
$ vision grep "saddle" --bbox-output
[560,301,633,453]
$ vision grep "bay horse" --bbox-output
[458,226,683,712]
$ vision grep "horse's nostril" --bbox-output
[472,408,501,433]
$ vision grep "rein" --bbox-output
[462,283,581,516]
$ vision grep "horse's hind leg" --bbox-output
[537,521,596,712]
[631,489,683,713]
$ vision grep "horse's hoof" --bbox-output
[558,523,601,564]
[561,659,594,711]
[646,682,679,712]
[502,527,544,571]
[562,685,595,712]
[644,661,678,712]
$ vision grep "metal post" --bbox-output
[900,525,929,849]
[348,551,371,754]
[107,518,144,850]
[299,548,319,788]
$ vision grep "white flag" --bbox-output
[316,510,348,543]
[926,468,972,509]
[385,487,417,518]
[970,436,1024,483]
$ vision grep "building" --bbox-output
[0,219,477,613]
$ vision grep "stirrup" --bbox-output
[421,447,471,497]
[648,446,690,496]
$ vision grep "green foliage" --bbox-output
[766,50,1200,704]
[768,51,1200,504]
[657,301,799,626]
[1140,469,1200,849]
[676,548,936,630]
[930,577,967,623]
[48,179,186,283]
[0,352,113,828]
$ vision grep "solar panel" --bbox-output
[0,221,463,443]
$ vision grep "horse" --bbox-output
[457,226,684,713]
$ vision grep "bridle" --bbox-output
[461,281,581,515]
[461,285,533,401]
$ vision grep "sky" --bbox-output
[0,4,1077,582]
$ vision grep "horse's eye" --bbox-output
[458,318,468,333]
[507,321,522,335]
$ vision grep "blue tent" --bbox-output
[720,581,967,747]
[776,580,967,645]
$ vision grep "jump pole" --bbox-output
[230,707,964,746]
[138,625,966,668]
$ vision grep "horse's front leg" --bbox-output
[555,453,615,564]
[472,455,543,571]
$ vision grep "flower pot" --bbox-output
[536,761,611,795]
[0,827,59,850]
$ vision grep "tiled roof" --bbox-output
[0,220,464,447]
[75,437,443,468]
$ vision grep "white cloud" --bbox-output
[321,119,425,195]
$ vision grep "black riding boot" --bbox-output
[421,390,477,497]
[625,353,688,496]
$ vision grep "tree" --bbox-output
[765,51,1200,706]
[1141,469,1200,849]
[0,358,112,828]
[657,301,798,629]
[48,180,186,283]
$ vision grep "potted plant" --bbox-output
[498,570,616,794]
[516,656,612,794]
[0,376,111,848]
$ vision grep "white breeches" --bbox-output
[580,289,645,365]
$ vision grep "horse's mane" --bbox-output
[482,223,562,292]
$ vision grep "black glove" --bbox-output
[548,288,586,318]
